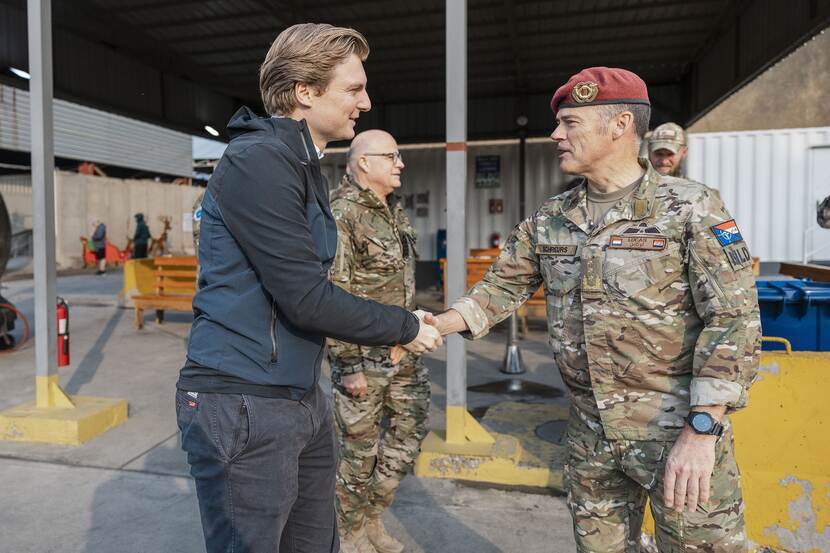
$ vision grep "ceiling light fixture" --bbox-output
[9,67,31,80]
[204,125,219,137]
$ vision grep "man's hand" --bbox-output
[663,406,726,512]
[341,372,369,398]
[389,345,406,365]
[401,310,443,353]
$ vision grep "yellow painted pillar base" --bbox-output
[415,406,552,487]
[0,376,128,445]
[36,375,75,408]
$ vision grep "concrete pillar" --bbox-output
[444,0,469,443]
[27,0,72,408]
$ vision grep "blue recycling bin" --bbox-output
[756,279,830,351]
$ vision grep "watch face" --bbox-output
[691,413,713,433]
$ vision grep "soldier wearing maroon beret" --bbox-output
[431,67,759,552]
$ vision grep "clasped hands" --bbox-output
[341,310,442,398]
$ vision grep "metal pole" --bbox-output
[28,0,64,408]
[445,0,467,443]
[501,127,526,376]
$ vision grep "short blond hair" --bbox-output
[259,23,369,116]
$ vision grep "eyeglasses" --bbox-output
[364,152,403,164]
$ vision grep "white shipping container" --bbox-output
[686,127,830,262]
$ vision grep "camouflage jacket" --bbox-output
[453,165,761,440]
[328,175,418,375]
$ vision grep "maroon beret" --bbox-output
[550,67,650,113]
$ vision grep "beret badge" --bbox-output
[571,81,599,103]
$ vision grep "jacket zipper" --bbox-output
[689,244,728,304]
[298,129,312,163]
[270,301,278,363]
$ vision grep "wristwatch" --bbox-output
[686,411,724,437]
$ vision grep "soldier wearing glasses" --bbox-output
[328,130,429,553]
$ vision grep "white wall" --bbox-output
[321,128,830,263]
[321,139,572,260]
[686,126,830,262]
[0,172,203,268]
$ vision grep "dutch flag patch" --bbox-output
[710,220,743,246]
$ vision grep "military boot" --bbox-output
[365,517,404,553]
[340,526,378,553]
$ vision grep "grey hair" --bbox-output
[597,103,651,139]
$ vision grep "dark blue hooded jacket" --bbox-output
[179,108,419,399]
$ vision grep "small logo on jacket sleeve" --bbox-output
[710,220,743,246]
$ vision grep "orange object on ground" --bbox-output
[79,236,130,267]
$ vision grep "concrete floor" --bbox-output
[0,270,576,553]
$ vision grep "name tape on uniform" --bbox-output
[710,220,743,247]
[724,243,752,271]
[536,244,578,256]
[608,235,667,251]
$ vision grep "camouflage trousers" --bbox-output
[564,412,746,553]
[332,355,430,534]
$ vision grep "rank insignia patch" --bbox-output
[710,220,743,246]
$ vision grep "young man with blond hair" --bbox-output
[176,23,441,553]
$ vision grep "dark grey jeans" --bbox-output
[176,385,338,553]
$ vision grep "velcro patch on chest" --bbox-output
[608,235,667,251]
[710,219,743,246]
[723,242,752,271]
[536,244,578,256]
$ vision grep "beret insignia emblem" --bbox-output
[572,81,599,103]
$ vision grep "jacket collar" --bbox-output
[334,174,396,211]
[560,161,659,234]
[270,116,319,166]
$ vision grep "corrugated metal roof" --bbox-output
[0,83,192,176]
[1,0,828,142]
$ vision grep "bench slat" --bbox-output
[157,281,197,289]
[155,269,198,278]
[154,256,197,267]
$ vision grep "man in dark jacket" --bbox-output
[131,213,151,259]
[176,23,442,553]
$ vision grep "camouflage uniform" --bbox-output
[453,164,761,552]
[192,192,204,251]
[328,174,430,534]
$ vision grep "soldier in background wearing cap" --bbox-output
[428,67,760,552]
[649,122,688,177]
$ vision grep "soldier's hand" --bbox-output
[389,345,406,365]
[663,427,717,513]
[402,310,443,353]
[341,372,369,398]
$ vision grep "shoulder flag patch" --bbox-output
[710,220,743,246]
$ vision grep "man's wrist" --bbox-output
[689,405,727,422]
[435,309,467,335]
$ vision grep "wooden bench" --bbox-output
[132,256,198,329]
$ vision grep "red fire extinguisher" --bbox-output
[57,297,70,367]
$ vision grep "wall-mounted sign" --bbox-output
[475,155,500,189]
